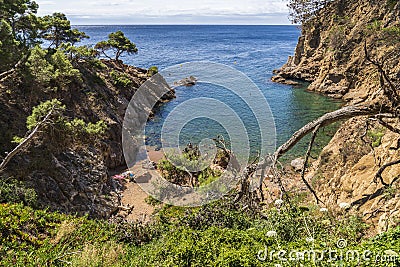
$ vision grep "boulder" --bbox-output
[291,158,305,172]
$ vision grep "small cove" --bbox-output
[78,25,343,159]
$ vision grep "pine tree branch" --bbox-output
[0,109,54,172]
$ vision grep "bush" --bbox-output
[0,202,399,266]
[157,145,224,187]
[26,46,82,91]
[147,66,158,77]
[0,179,37,206]
[366,20,400,45]
[177,200,253,230]
[387,0,397,10]
[51,49,82,88]
[27,100,107,136]
[367,129,385,148]
[110,70,132,87]
[26,46,54,87]
[11,136,25,144]
[65,119,108,136]
[26,99,65,130]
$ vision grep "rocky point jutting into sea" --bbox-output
[0,59,175,218]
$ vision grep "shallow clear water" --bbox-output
[77,25,342,158]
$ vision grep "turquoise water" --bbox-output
[77,25,343,158]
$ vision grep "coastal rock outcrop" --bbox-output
[273,0,400,100]
[273,0,400,231]
[0,60,175,218]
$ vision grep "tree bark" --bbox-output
[0,109,53,172]
[0,53,30,83]
[273,101,386,161]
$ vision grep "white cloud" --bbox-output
[35,0,290,24]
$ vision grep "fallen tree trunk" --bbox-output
[257,101,391,201]
[273,101,387,161]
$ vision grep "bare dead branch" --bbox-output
[273,102,384,161]
[300,125,324,204]
[364,41,400,105]
[0,54,30,83]
[254,101,386,202]
[375,159,400,186]
[0,109,54,172]
[377,118,400,134]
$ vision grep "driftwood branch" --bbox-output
[273,102,383,161]
[300,124,324,204]
[0,109,54,172]
[254,101,386,200]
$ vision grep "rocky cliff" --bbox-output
[273,0,400,232]
[0,59,175,218]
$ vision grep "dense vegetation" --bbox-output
[0,0,138,175]
[1,200,399,266]
[0,0,399,266]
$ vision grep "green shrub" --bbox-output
[51,49,82,87]
[367,20,382,31]
[177,200,253,230]
[147,66,158,77]
[11,136,25,144]
[26,99,65,130]
[366,20,400,44]
[367,129,385,148]
[0,202,399,266]
[65,118,108,137]
[25,100,107,146]
[26,46,82,91]
[157,145,223,187]
[85,120,108,135]
[144,195,162,206]
[26,46,54,87]
[110,70,132,87]
[387,0,397,10]
[382,25,400,36]
[0,179,37,206]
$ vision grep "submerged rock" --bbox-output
[173,76,198,87]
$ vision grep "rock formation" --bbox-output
[273,0,400,232]
[0,60,175,218]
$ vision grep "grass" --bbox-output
[0,199,399,266]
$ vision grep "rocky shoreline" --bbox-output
[271,0,400,232]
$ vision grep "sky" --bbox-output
[35,0,291,25]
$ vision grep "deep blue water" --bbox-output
[77,25,342,158]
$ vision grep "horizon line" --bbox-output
[71,24,298,26]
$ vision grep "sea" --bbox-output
[76,25,342,159]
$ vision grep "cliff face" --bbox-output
[274,0,400,100]
[0,60,175,218]
[273,0,400,232]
